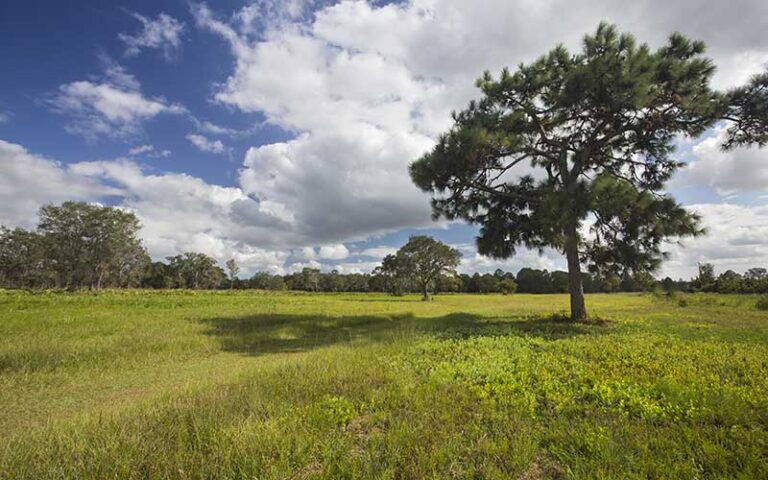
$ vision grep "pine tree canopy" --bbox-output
[410,22,766,280]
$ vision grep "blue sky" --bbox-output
[1,0,767,279]
[0,0,286,184]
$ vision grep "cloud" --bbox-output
[294,244,350,261]
[358,246,398,259]
[65,159,295,272]
[195,120,236,136]
[675,127,768,197]
[661,203,768,279]
[232,0,316,37]
[10,1,768,277]
[195,4,442,246]
[119,12,185,60]
[186,133,226,153]
[190,118,263,138]
[193,0,768,258]
[5,138,768,279]
[128,144,154,155]
[318,244,349,260]
[0,140,355,275]
[317,260,381,275]
[709,50,768,90]
[102,62,141,90]
[49,66,185,140]
[127,144,171,157]
[0,140,122,228]
[453,243,564,275]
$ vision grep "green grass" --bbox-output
[1,290,767,479]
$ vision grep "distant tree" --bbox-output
[550,271,570,293]
[498,278,517,294]
[600,273,621,293]
[345,273,370,292]
[323,270,347,292]
[374,254,413,296]
[435,274,461,293]
[142,261,170,289]
[693,263,716,292]
[225,258,240,289]
[745,268,767,281]
[0,227,53,288]
[619,273,639,292]
[305,268,322,292]
[166,252,224,289]
[475,273,501,293]
[289,267,322,292]
[269,275,287,291]
[250,272,286,290]
[516,268,553,294]
[716,270,743,294]
[36,202,148,289]
[394,236,461,301]
[410,23,767,320]
[661,277,676,294]
[675,278,693,293]
[632,271,658,292]
[583,272,601,293]
[743,268,768,294]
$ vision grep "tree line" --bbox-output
[233,267,656,295]
[5,203,765,296]
[681,263,768,295]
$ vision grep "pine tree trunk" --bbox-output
[422,282,431,302]
[564,227,587,322]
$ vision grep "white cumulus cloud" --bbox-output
[49,65,185,140]
[9,0,768,277]
[119,12,185,60]
[0,140,122,228]
[193,0,768,262]
[186,133,226,154]
[676,127,768,197]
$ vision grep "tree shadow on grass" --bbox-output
[199,311,613,357]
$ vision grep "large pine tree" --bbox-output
[410,23,767,320]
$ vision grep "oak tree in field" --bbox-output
[1,202,149,289]
[395,235,461,301]
[38,202,148,289]
[411,23,767,320]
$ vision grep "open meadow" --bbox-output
[1,290,767,479]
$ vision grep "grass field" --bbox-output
[1,290,767,479]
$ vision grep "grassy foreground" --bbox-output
[0,290,767,479]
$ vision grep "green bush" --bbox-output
[756,295,768,311]
[499,278,517,294]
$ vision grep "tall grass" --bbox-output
[1,290,766,479]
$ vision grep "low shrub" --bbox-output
[756,295,768,311]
